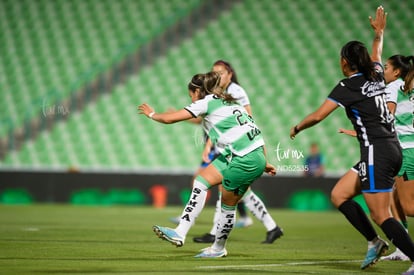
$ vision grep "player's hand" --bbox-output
[369,5,387,33]
[138,103,154,118]
[264,163,276,176]
[201,147,211,164]
[290,126,298,140]
[338,128,357,137]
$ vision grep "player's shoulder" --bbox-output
[196,94,216,103]
[187,94,214,109]
[227,82,247,94]
[339,73,368,91]
[387,78,404,91]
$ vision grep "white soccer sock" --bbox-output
[175,179,209,238]
[212,203,236,251]
[209,193,221,235]
[242,189,276,231]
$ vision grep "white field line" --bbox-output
[197,259,361,269]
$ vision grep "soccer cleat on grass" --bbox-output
[235,217,253,228]
[193,233,215,243]
[360,237,389,269]
[194,246,228,258]
[152,225,184,247]
[380,249,410,261]
[402,262,414,275]
[262,226,284,244]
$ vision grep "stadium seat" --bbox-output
[2,0,413,176]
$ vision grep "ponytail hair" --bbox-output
[387,55,414,80]
[188,72,236,103]
[203,71,237,103]
[403,68,414,95]
[341,41,381,82]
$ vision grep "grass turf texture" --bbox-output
[0,205,411,274]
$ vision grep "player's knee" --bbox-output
[330,189,343,208]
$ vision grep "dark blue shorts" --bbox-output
[352,141,402,193]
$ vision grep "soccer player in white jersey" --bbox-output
[193,60,283,244]
[380,55,414,261]
[290,7,414,274]
[138,71,276,258]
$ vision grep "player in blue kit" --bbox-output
[290,6,414,274]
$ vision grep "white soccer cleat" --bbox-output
[194,246,228,258]
[380,249,410,261]
[152,225,184,247]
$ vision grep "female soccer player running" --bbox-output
[193,60,283,244]
[138,71,276,258]
[290,6,414,274]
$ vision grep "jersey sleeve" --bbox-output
[228,83,250,107]
[184,97,208,117]
[385,80,400,104]
[327,82,351,107]
[385,83,399,104]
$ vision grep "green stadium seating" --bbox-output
[0,0,202,137]
[1,0,412,176]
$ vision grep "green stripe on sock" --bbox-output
[222,203,236,211]
[195,175,211,189]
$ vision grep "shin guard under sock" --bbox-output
[381,218,414,261]
[338,200,377,241]
[175,179,208,238]
[242,189,276,231]
[209,196,221,235]
[212,203,236,251]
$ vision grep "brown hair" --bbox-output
[188,73,204,93]
[188,72,236,103]
[204,71,237,103]
[403,69,414,95]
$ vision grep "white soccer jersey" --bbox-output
[227,82,250,107]
[385,78,404,104]
[185,94,264,156]
[386,78,414,149]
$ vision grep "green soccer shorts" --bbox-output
[212,146,266,196]
[398,147,414,180]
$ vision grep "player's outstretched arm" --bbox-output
[369,5,387,63]
[138,103,193,124]
[290,99,338,139]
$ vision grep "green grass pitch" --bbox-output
[0,204,411,274]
